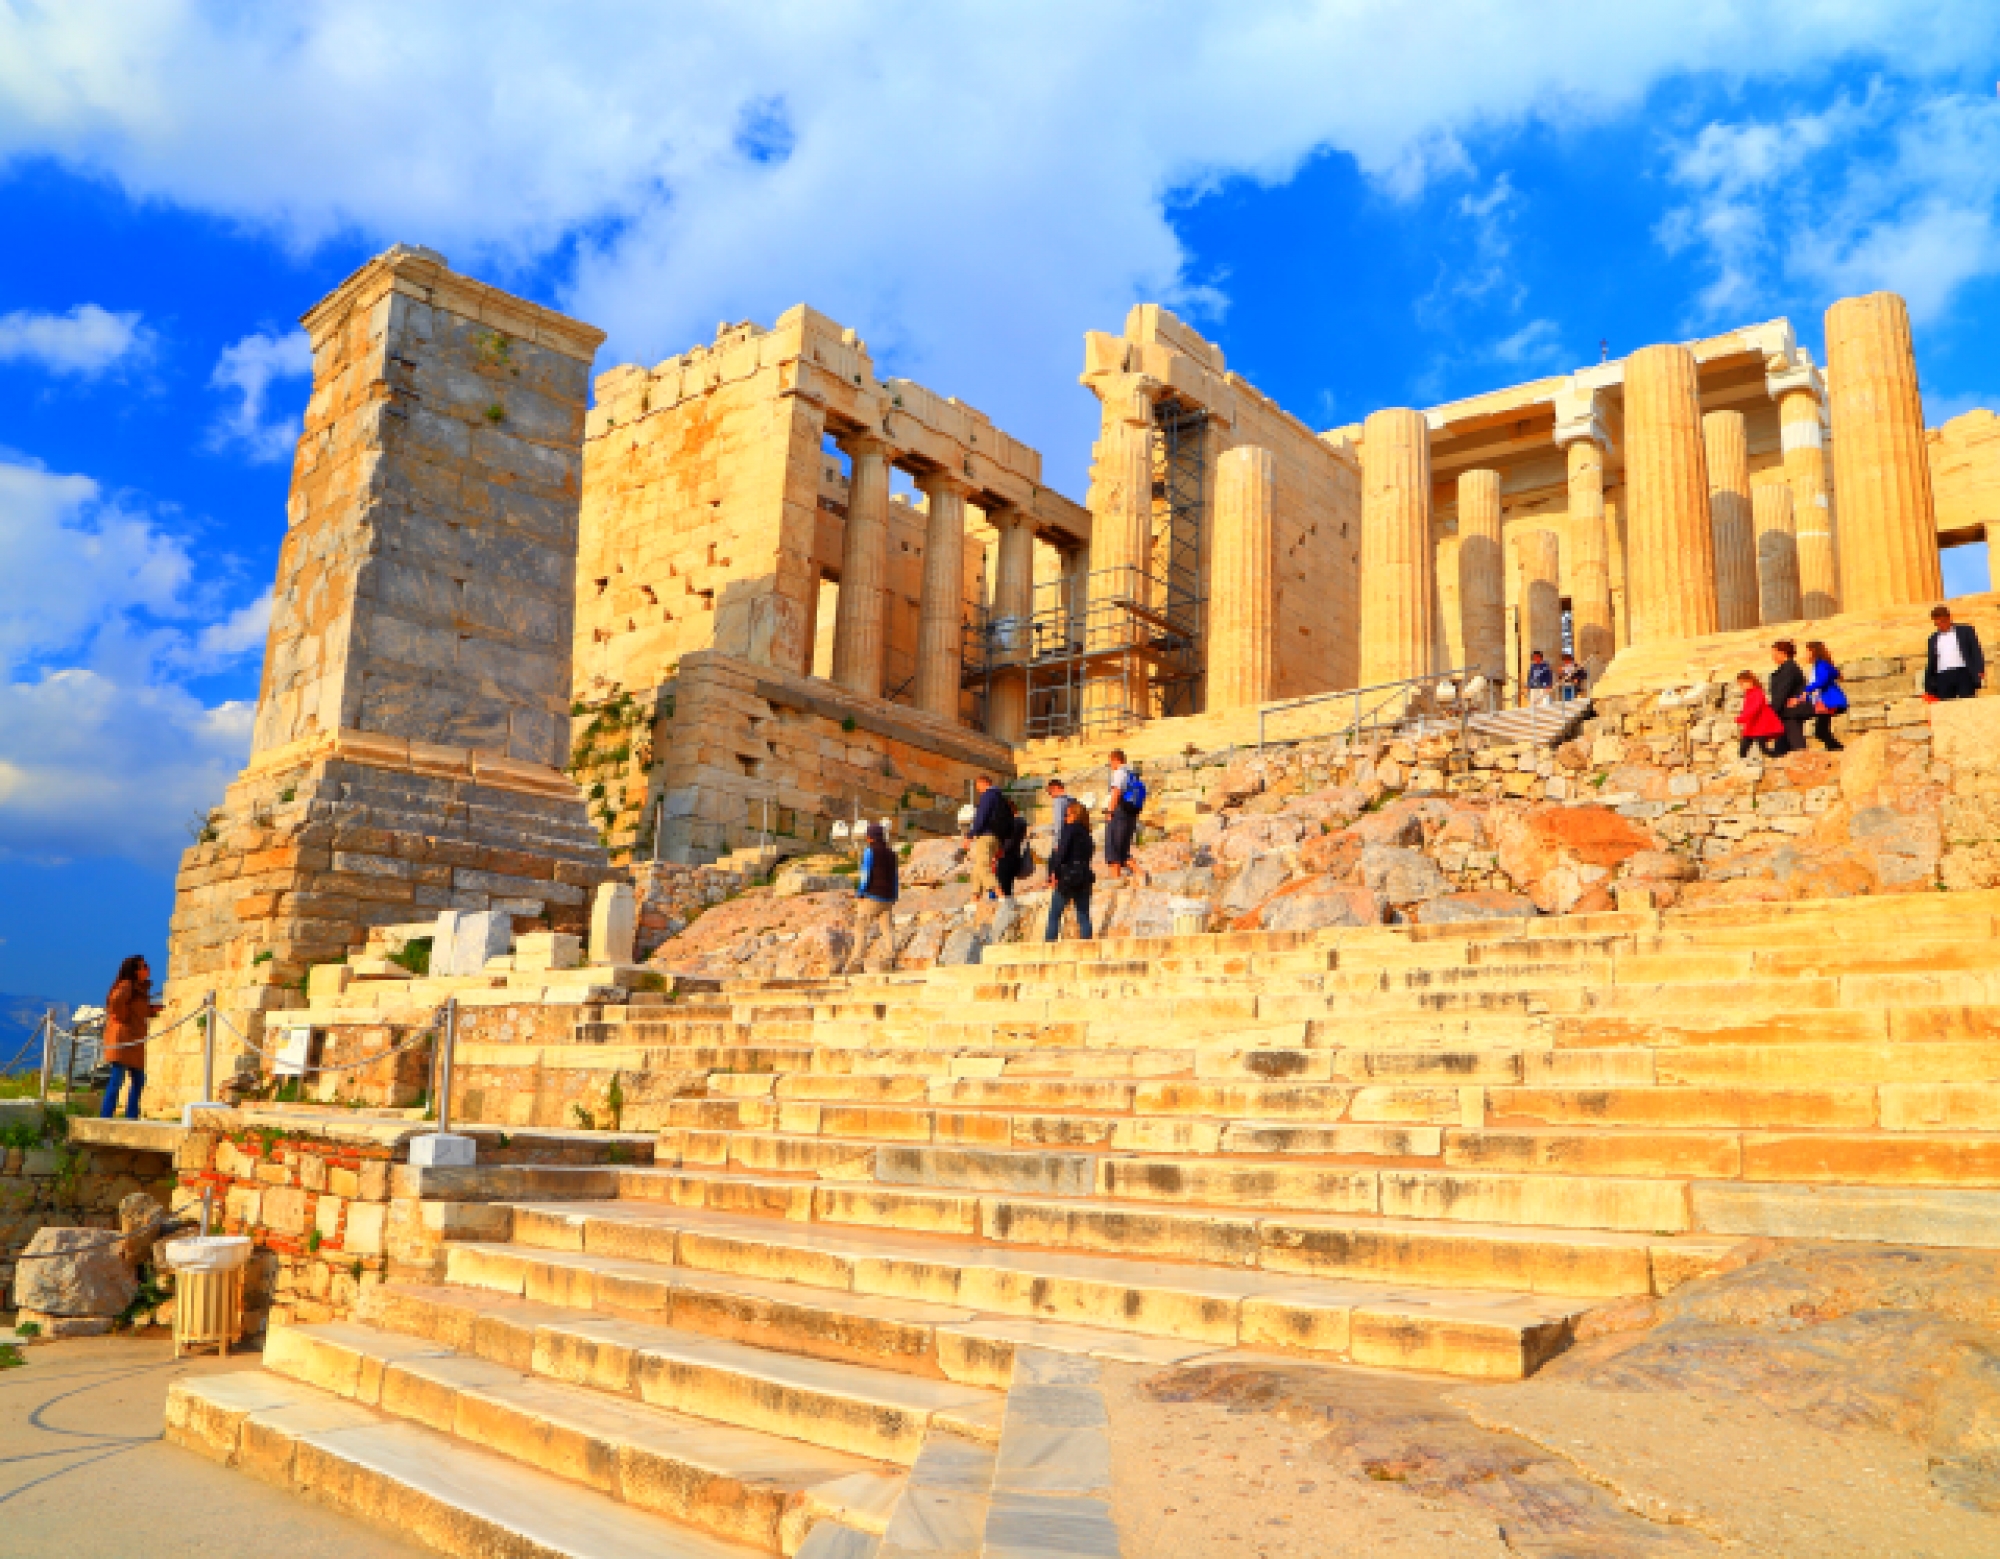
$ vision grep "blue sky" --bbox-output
[2,2,1998,1004]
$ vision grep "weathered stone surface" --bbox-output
[1419,890,1538,924]
[15,1227,139,1318]
[1359,844,1446,904]
[1257,877,1382,932]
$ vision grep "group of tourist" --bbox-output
[847,747,1153,967]
[1525,649,1590,704]
[1733,605,1985,760]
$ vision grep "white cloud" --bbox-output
[1663,85,2000,328]
[0,457,260,866]
[0,3,1991,485]
[208,329,312,463]
[1489,318,1565,370]
[0,303,150,376]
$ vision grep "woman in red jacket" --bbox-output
[100,954,161,1120]
[1734,670,1786,759]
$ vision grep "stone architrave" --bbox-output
[1753,484,1803,625]
[1517,530,1563,675]
[1623,343,1718,644]
[590,882,637,967]
[156,247,615,1116]
[1359,408,1434,686]
[913,473,970,720]
[1825,292,1943,611]
[1209,445,1277,710]
[1703,410,1760,631]
[1456,469,1506,683]
[985,506,1036,742]
[830,435,893,697]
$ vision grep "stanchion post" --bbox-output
[437,996,457,1136]
[36,1011,51,1104]
[200,990,217,1105]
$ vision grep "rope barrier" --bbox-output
[213,1008,446,1077]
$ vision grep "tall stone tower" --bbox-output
[156,247,614,1113]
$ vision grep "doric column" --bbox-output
[913,471,970,720]
[1554,387,1615,667]
[1359,408,1434,685]
[830,434,892,697]
[1753,484,1802,625]
[1623,343,1717,643]
[1702,410,1760,631]
[1518,529,1562,684]
[1769,371,1838,618]
[1209,445,1277,710]
[984,506,1035,743]
[1086,379,1158,726]
[1825,291,1942,611]
[1455,468,1506,681]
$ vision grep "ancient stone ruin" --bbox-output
[139,247,2000,1555]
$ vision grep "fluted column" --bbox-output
[1702,410,1760,631]
[1753,484,1802,625]
[1624,343,1717,643]
[1359,408,1434,685]
[1456,469,1506,681]
[1563,437,1615,666]
[985,506,1035,743]
[1209,445,1277,710]
[1518,529,1563,688]
[1775,388,1838,618]
[1826,291,1942,611]
[830,435,892,697]
[913,472,969,721]
[1086,392,1156,726]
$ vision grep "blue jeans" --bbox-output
[100,1064,144,1120]
[1045,884,1093,941]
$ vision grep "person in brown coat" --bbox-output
[100,955,160,1120]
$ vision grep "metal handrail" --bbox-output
[1254,667,1501,752]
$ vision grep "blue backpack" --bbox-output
[1122,773,1147,814]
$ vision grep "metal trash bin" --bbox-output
[162,1235,252,1358]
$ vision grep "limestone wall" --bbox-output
[645,651,1015,865]
[257,246,601,768]
[1083,306,1362,706]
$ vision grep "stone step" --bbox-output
[495,1200,1595,1378]
[253,1319,897,1551]
[267,1315,1002,1468]
[165,1370,777,1559]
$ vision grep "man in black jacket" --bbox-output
[1926,606,1986,701]
[965,777,1014,901]
[1766,640,1807,753]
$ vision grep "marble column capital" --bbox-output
[1765,347,1824,402]
[1552,386,1610,450]
[839,431,895,461]
[918,468,974,501]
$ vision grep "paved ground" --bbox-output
[0,1333,428,1559]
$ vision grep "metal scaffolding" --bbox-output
[1153,399,1207,718]
[963,563,1202,741]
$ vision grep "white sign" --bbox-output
[271,1025,314,1079]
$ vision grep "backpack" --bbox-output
[1122,773,1147,815]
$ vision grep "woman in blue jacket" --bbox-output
[1793,640,1848,753]
[845,822,899,973]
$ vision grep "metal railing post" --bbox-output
[200,990,217,1106]
[437,996,458,1136]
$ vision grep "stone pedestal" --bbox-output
[913,474,969,721]
[1776,388,1839,618]
[1517,530,1563,682]
[158,248,614,1116]
[985,508,1035,743]
[1624,343,1717,644]
[1563,440,1615,667]
[1703,411,1759,631]
[1456,469,1506,682]
[831,435,892,697]
[1826,292,1942,611]
[589,882,637,966]
[1359,408,1434,686]
[1753,484,1803,625]
[1209,445,1277,710]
